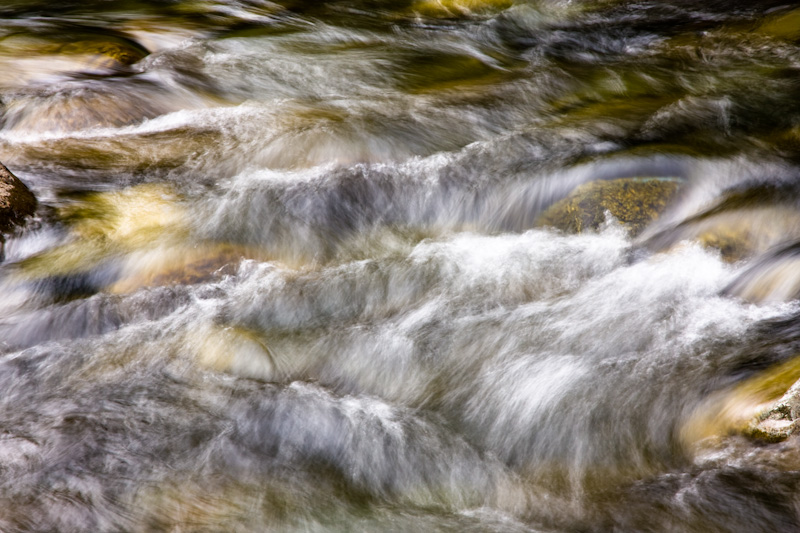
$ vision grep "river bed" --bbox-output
[2,1,800,531]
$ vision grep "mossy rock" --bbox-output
[0,162,37,235]
[536,177,683,236]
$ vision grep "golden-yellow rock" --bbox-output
[411,0,512,17]
[8,183,289,295]
[190,323,276,381]
[0,32,149,92]
[680,208,800,263]
[13,183,186,279]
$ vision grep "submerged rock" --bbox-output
[410,0,512,17]
[108,243,257,294]
[0,162,37,256]
[0,30,149,82]
[190,323,275,381]
[54,37,149,73]
[535,177,683,236]
[1,85,186,133]
[9,183,186,283]
[643,183,800,263]
[723,241,800,303]
[8,183,270,296]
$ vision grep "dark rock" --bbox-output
[0,162,37,237]
[535,177,683,236]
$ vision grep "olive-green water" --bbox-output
[4,1,800,531]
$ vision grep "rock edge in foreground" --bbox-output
[0,162,37,254]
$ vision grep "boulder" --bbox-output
[0,162,37,253]
[535,177,683,236]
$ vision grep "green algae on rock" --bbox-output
[535,177,683,236]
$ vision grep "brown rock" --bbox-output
[0,162,37,236]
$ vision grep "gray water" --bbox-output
[3,1,800,531]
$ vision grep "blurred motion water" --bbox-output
[3,1,800,531]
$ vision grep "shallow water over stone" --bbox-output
[3,1,800,531]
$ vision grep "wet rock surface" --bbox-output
[536,177,683,236]
[0,162,36,236]
[746,379,800,443]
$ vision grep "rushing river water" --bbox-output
[4,0,800,531]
